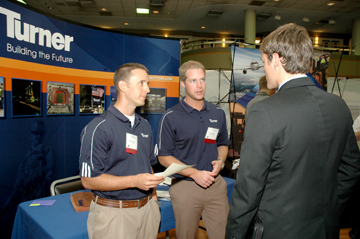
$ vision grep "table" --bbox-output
[11,177,235,239]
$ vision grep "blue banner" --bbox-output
[0,1,180,75]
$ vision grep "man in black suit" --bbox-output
[226,23,360,239]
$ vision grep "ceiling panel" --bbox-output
[8,0,360,37]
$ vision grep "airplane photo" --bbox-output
[234,60,263,74]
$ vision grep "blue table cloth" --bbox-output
[11,177,235,239]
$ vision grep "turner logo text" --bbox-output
[0,6,74,51]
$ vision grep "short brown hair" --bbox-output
[260,23,313,74]
[258,75,268,90]
[113,63,149,92]
[179,60,205,82]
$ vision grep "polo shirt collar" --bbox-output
[108,104,141,126]
[180,97,210,113]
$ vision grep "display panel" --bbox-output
[79,84,105,114]
[141,88,166,114]
[11,78,41,117]
[47,82,74,115]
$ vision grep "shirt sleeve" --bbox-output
[148,130,158,166]
[79,119,108,178]
[156,111,176,156]
[216,107,231,146]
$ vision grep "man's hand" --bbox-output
[210,159,223,177]
[190,170,215,188]
[134,173,164,191]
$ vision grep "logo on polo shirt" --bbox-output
[209,119,218,123]
[141,133,149,138]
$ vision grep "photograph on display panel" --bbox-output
[47,82,74,115]
[11,78,41,117]
[0,77,4,118]
[141,88,166,114]
[110,85,117,105]
[79,84,105,114]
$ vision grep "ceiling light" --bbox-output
[327,2,335,6]
[328,19,336,25]
[255,39,261,44]
[124,23,129,25]
[274,0,280,1]
[302,17,310,23]
[164,34,168,38]
[48,6,54,9]
[207,10,223,17]
[201,26,206,29]
[16,0,27,4]
[274,14,281,21]
[150,0,164,7]
[256,14,271,21]
[100,8,107,11]
[136,8,149,14]
[153,10,159,14]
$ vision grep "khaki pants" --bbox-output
[87,199,160,239]
[170,175,230,239]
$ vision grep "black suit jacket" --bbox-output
[226,77,360,239]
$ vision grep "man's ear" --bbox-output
[272,53,281,69]
[180,80,185,89]
[118,81,127,92]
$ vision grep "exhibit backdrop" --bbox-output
[0,1,180,237]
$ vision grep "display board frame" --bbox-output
[47,82,74,116]
[0,77,4,118]
[79,84,105,115]
[140,88,166,114]
[11,78,42,118]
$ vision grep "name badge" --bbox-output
[204,127,219,144]
[126,133,138,154]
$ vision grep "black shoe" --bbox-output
[349,228,359,239]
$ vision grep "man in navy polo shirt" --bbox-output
[156,60,230,239]
[79,63,164,239]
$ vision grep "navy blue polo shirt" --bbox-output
[156,98,230,180]
[79,105,157,200]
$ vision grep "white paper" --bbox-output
[159,176,172,186]
[154,163,194,177]
[157,190,170,198]
[232,158,240,170]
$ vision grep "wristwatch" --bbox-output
[218,158,225,170]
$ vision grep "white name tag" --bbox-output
[204,127,219,144]
[126,133,138,154]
